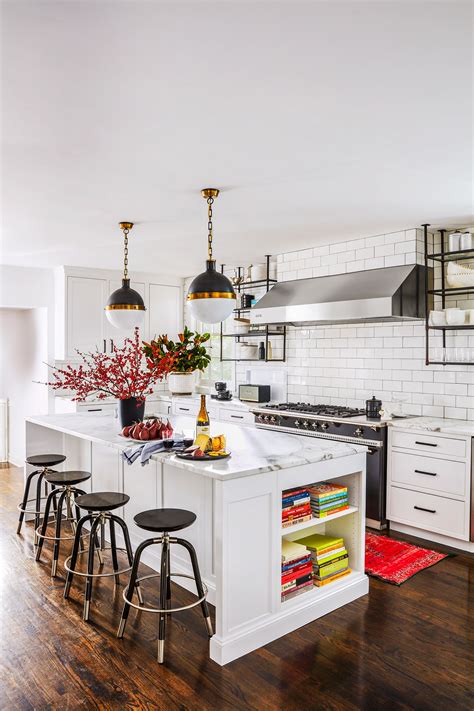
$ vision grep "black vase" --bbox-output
[119,397,145,429]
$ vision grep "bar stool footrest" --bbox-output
[64,547,132,578]
[122,572,208,614]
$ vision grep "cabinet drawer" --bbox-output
[391,451,468,498]
[391,430,466,458]
[172,402,199,416]
[389,486,467,539]
[218,408,254,425]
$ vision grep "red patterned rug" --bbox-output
[365,532,450,585]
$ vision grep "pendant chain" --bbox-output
[207,197,214,261]
[123,227,129,279]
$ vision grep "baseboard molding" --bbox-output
[390,522,474,553]
[210,573,369,665]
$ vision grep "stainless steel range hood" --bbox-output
[250,264,431,326]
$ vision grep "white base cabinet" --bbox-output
[387,427,472,548]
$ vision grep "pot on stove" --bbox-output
[366,396,382,420]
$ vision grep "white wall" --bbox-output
[0,308,49,464]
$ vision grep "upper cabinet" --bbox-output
[148,283,182,341]
[55,267,183,361]
[66,276,108,357]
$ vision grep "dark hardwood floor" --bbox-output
[1,465,473,711]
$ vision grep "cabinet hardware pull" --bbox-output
[231,415,244,419]
[87,408,102,412]
[180,407,190,411]
[415,441,437,447]
[110,339,114,351]
[414,469,437,477]
[414,505,436,513]
[103,339,106,353]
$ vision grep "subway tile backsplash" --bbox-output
[234,228,474,421]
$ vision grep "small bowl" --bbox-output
[162,439,174,450]
[428,310,447,326]
[445,308,466,326]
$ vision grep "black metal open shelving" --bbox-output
[219,255,286,363]
[423,223,474,366]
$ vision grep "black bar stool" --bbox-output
[64,492,143,622]
[117,508,213,664]
[35,471,92,577]
[17,454,66,544]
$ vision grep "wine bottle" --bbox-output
[196,394,210,438]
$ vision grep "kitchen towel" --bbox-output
[122,437,185,466]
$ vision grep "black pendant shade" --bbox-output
[187,260,236,300]
[106,279,145,311]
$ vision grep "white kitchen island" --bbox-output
[25,412,368,665]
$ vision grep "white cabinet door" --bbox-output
[148,283,182,341]
[67,276,108,357]
[106,279,147,348]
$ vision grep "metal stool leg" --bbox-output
[64,513,91,598]
[51,489,68,577]
[17,470,38,534]
[175,537,213,637]
[166,543,171,604]
[34,470,47,545]
[72,489,86,552]
[157,535,169,663]
[111,515,144,604]
[109,517,120,586]
[35,488,60,562]
[117,538,155,639]
[83,516,101,621]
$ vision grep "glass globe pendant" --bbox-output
[105,222,146,329]
[187,189,236,324]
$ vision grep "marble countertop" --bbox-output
[54,393,256,411]
[26,413,365,481]
[389,416,474,437]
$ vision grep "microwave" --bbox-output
[239,384,271,403]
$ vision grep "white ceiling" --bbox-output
[1,1,472,277]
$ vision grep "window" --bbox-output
[185,302,235,389]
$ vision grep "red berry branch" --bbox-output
[45,328,176,401]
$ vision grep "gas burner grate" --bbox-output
[264,402,366,418]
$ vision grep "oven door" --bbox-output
[365,444,387,529]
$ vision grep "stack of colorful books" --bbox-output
[295,533,351,587]
[281,540,314,601]
[307,482,349,518]
[281,486,312,528]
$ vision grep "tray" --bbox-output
[175,452,231,461]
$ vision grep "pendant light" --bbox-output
[187,188,236,324]
[105,222,146,329]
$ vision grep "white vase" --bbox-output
[168,372,196,395]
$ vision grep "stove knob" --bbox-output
[311,421,318,429]
[294,420,300,428]
[302,420,309,428]
[320,422,329,431]
[270,416,276,423]
[256,414,263,421]
[263,415,270,422]
[355,427,364,437]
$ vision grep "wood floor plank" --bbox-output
[1,465,473,710]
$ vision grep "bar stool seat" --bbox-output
[26,454,66,468]
[45,471,92,487]
[64,491,140,621]
[117,507,213,663]
[17,453,67,542]
[36,471,92,577]
[75,492,129,512]
[134,508,196,532]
